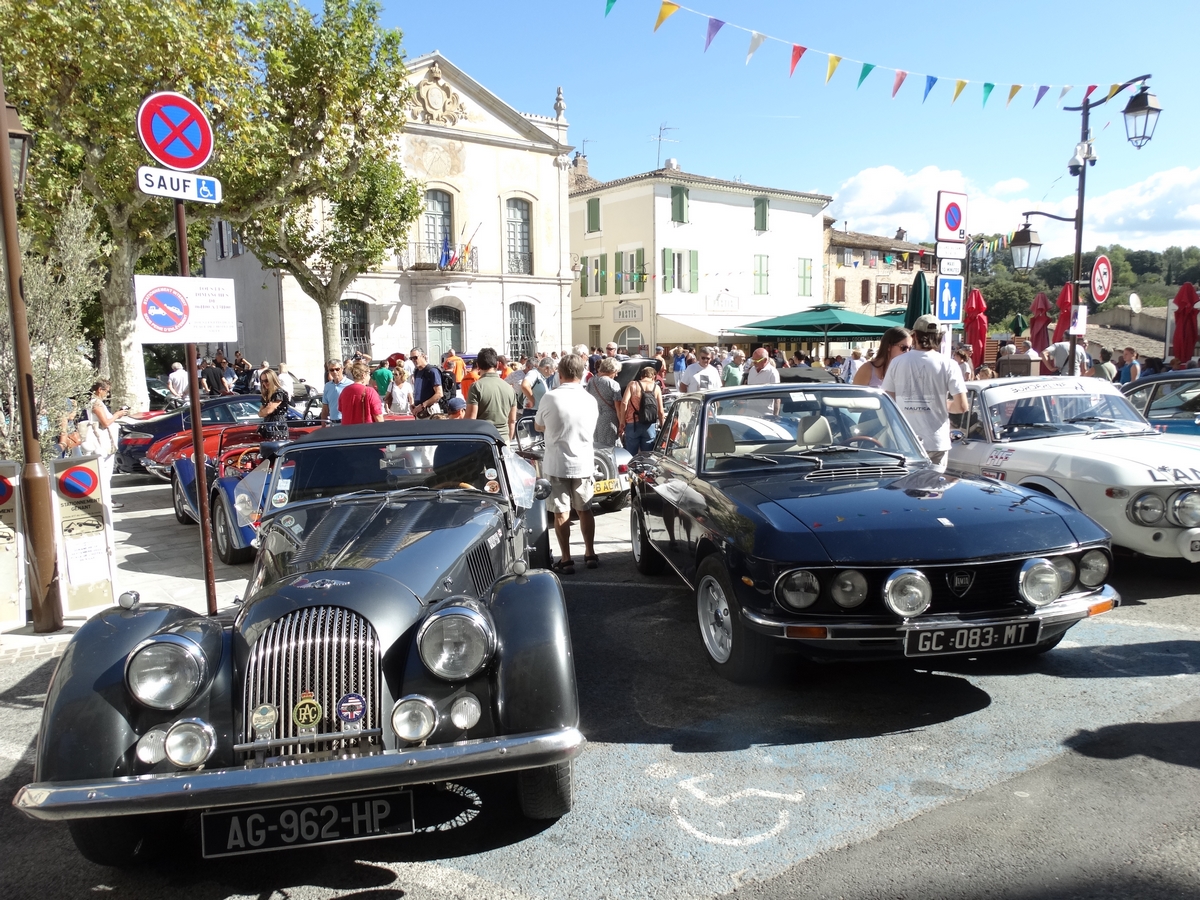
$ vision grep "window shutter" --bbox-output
[635,248,644,292]
[671,186,689,223]
[754,197,768,232]
[689,250,699,293]
[662,247,674,293]
[861,280,870,304]
[580,256,589,297]
[587,197,599,232]
[614,251,624,295]
[599,253,608,296]
[834,278,846,302]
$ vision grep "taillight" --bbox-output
[618,463,629,474]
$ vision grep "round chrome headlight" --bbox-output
[417,605,496,681]
[776,570,820,610]
[125,637,205,710]
[831,570,868,608]
[392,696,438,742]
[1078,549,1110,587]
[164,719,216,768]
[450,693,482,730]
[1050,556,1077,593]
[1131,492,1165,525]
[883,569,931,617]
[1168,490,1200,528]
[1018,558,1061,608]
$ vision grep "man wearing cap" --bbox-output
[882,314,967,471]
[437,396,468,419]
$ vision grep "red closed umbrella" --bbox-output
[1171,282,1199,362]
[1051,284,1073,344]
[1029,292,1052,353]
[964,289,989,369]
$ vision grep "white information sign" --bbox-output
[935,191,969,243]
[935,241,968,260]
[939,258,962,276]
[1069,305,1088,336]
[137,166,223,204]
[133,275,237,344]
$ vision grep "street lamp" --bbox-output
[0,67,62,633]
[1012,75,1161,375]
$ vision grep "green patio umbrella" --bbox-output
[904,271,930,329]
[1010,312,1029,337]
[731,304,893,359]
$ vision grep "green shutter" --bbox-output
[671,185,689,223]
[635,248,644,293]
[587,197,599,232]
[580,256,588,297]
[798,258,811,296]
[662,247,674,293]
[614,251,624,295]
[599,253,607,296]
[689,250,699,293]
[754,197,768,231]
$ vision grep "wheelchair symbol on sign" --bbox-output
[197,178,216,201]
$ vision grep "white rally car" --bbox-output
[947,377,1200,564]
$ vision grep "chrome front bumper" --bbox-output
[741,584,1120,643]
[14,727,585,821]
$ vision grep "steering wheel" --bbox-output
[433,481,479,491]
[233,448,261,472]
[844,435,884,448]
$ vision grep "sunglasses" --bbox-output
[328,366,343,372]
[898,345,913,352]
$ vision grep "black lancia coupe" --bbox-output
[629,384,1120,682]
[15,421,581,864]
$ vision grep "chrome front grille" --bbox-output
[466,543,496,594]
[242,606,381,756]
[806,465,908,482]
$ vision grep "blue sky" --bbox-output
[384,0,1197,257]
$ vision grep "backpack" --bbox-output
[635,382,659,424]
[439,367,457,401]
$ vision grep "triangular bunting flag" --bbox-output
[853,260,859,268]
[746,31,766,65]
[1058,86,1073,104]
[789,45,806,76]
[982,83,995,106]
[1034,85,1050,108]
[1082,84,1098,101]
[605,0,617,15]
[704,17,724,51]
[857,63,875,89]
[952,80,967,103]
[825,55,842,84]
[923,75,937,103]
[1007,84,1022,107]
[892,70,908,98]
[1105,83,1122,101]
[653,1,679,31]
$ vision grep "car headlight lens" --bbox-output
[417,606,495,681]
[831,570,868,608]
[450,694,482,730]
[392,696,438,742]
[1168,490,1200,528]
[883,569,931,617]
[164,719,216,768]
[1050,556,1077,593]
[776,570,820,610]
[1078,549,1110,587]
[1131,492,1165,525]
[1018,558,1061,608]
[125,638,204,710]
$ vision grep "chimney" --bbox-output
[572,151,588,178]
[664,158,681,172]
[895,227,907,241]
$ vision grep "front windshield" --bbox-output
[272,439,502,505]
[983,381,1150,440]
[702,388,925,472]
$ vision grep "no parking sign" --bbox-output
[49,456,117,616]
[133,275,237,344]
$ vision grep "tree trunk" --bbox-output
[100,242,149,412]
[320,298,342,365]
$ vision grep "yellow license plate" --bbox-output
[594,478,617,495]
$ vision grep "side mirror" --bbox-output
[949,429,967,443]
[533,478,552,500]
[259,440,289,462]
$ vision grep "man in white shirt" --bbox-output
[746,348,781,385]
[842,349,863,381]
[535,354,600,573]
[166,362,188,399]
[679,346,723,393]
[1021,340,1040,360]
[882,314,967,470]
[1041,340,1089,376]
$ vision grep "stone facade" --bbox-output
[823,220,936,317]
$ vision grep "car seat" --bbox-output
[704,422,736,457]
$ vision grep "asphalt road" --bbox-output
[2,485,1199,899]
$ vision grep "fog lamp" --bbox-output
[450,694,482,730]
[164,719,216,768]
[392,696,438,742]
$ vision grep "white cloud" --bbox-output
[829,164,1200,257]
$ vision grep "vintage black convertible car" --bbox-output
[14,421,580,864]
[629,384,1121,681]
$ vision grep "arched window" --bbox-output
[423,190,452,260]
[509,301,535,359]
[506,199,532,274]
[427,305,462,364]
[340,298,370,359]
[615,326,644,355]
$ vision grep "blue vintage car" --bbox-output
[629,383,1121,682]
[1122,370,1200,436]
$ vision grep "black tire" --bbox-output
[695,555,773,683]
[597,490,628,513]
[530,525,552,569]
[68,813,181,867]
[172,475,193,525]
[630,505,666,575]
[212,494,254,565]
[517,759,574,820]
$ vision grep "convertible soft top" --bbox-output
[290,419,503,445]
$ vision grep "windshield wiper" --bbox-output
[1064,415,1116,424]
[806,444,908,464]
[1002,423,1060,431]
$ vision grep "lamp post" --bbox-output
[1011,76,1161,375]
[0,66,62,632]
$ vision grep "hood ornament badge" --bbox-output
[946,570,975,597]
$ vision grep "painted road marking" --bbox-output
[669,774,806,846]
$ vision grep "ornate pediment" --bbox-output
[409,63,468,126]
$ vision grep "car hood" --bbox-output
[736,468,1090,564]
[1001,430,1200,471]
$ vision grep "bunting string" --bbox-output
[621,1,1135,108]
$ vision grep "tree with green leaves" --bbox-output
[0,0,413,410]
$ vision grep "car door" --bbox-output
[642,398,702,574]
[1143,379,1200,435]
[947,389,995,477]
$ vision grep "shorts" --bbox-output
[548,475,595,514]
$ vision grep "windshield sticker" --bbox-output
[789,392,816,403]
[485,468,497,480]
[280,515,295,527]
[271,491,288,508]
[485,480,500,494]
[986,447,1015,467]
[486,528,503,549]
[984,379,1111,406]
[276,479,291,490]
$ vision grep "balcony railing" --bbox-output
[397,242,479,273]
[507,251,532,275]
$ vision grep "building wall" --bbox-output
[824,242,935,317]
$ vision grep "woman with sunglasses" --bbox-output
[854,326,912,388]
